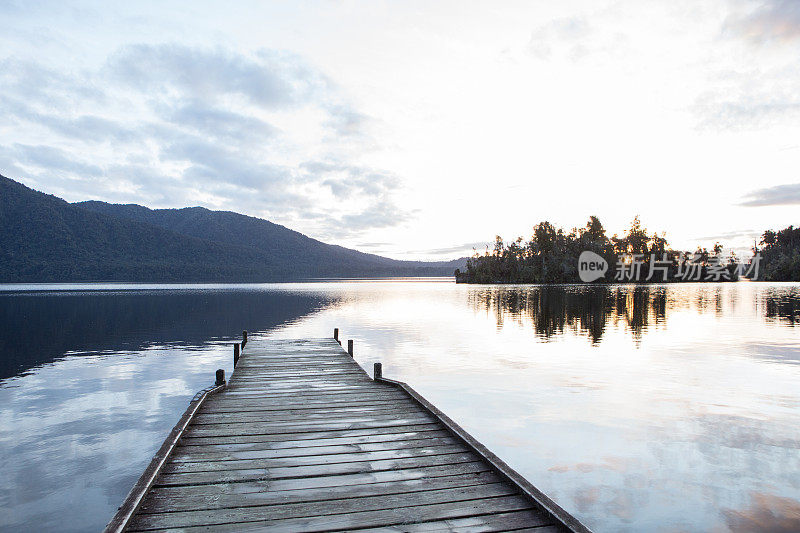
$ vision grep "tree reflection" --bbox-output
[470,285,668,343]
[765,294,800,326]
[471,284,800,342]
[0,290,332,379]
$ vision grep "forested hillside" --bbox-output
[0,175,464,282]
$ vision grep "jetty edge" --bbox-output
[105,330,592,532]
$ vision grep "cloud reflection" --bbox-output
[723,492,800,533]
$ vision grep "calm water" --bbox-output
[0,280,798,532]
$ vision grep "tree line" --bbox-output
[454,216,795,283]
[759,225,800,281]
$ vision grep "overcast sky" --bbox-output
[1,1,799,259]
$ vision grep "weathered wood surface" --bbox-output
[120,337,586,532]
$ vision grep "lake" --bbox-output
[0,280,798,532]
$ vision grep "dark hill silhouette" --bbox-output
[75,200,462,273]
[0,174,465,282]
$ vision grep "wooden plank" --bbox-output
[155,451,481,486]
[236,360,352,365]
[234,366,356,370]
[232,368,364,372]
[356,510,558,532]
[237,356,348,360]
[170,435,461,462]
[236,356,357,361]
[225,379,374,387]
[226,374,368,381]
[139,471,503,513]
[223,384,375,392]
[163,444,471,473]
[178,428,448,449]
[183,416,437,437]
[201,403,413,414]
[224,379,374,386]
[212,388,405,399]
[233,364,357,370]
[178,424,444,445]
[145,462,492,500]
[198,399,420,413]
[221,386,382,396]
[230,372,367,380]
[128,484,524,530]
[231,371,368,378]
[209,390,407,401]
[129,495,539,532]
[209,391,407,402]
[237,355,347,359]
[194,405,429,421]
[191,408,431,425]
[216,381,390,390]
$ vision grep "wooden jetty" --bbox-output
[106,330,591,532]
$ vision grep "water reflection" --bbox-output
[470,283,799,344]
[1,281,799,532]
[765,292,800,325]
[0,289,331,379]
[271,281,800,532]
[469,285,667,343]
[723,492,800,533]
[0,288,334,532]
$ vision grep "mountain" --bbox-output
[0,174,465,282]
[74,200,464,274]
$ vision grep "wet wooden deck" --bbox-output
[107,335,590,532]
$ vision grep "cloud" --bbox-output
[724,0,800,44]
[691,55,800,129]
[526,15,627,64]
[740,182,800,206]
[694,91,800,130]
[161,137,291,192]
[301,160,400,200]
[0,57,105,107]
[13,144,104,178]
[528,17,592,60]
[341,200,409,232]
[691,229,762,242]
[0,44,406,238]
[355,242,391,249]
[0,143,178,204]
[324,104,369,137]
[696,2,800,130]
[106,44,304,108]
[2,97,136,143]
[407,241,489,256]
[167,102,278,145]
[691,57,800,130]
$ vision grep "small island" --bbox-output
[455,216,799,283]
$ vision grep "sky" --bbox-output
[1,0,799,260]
